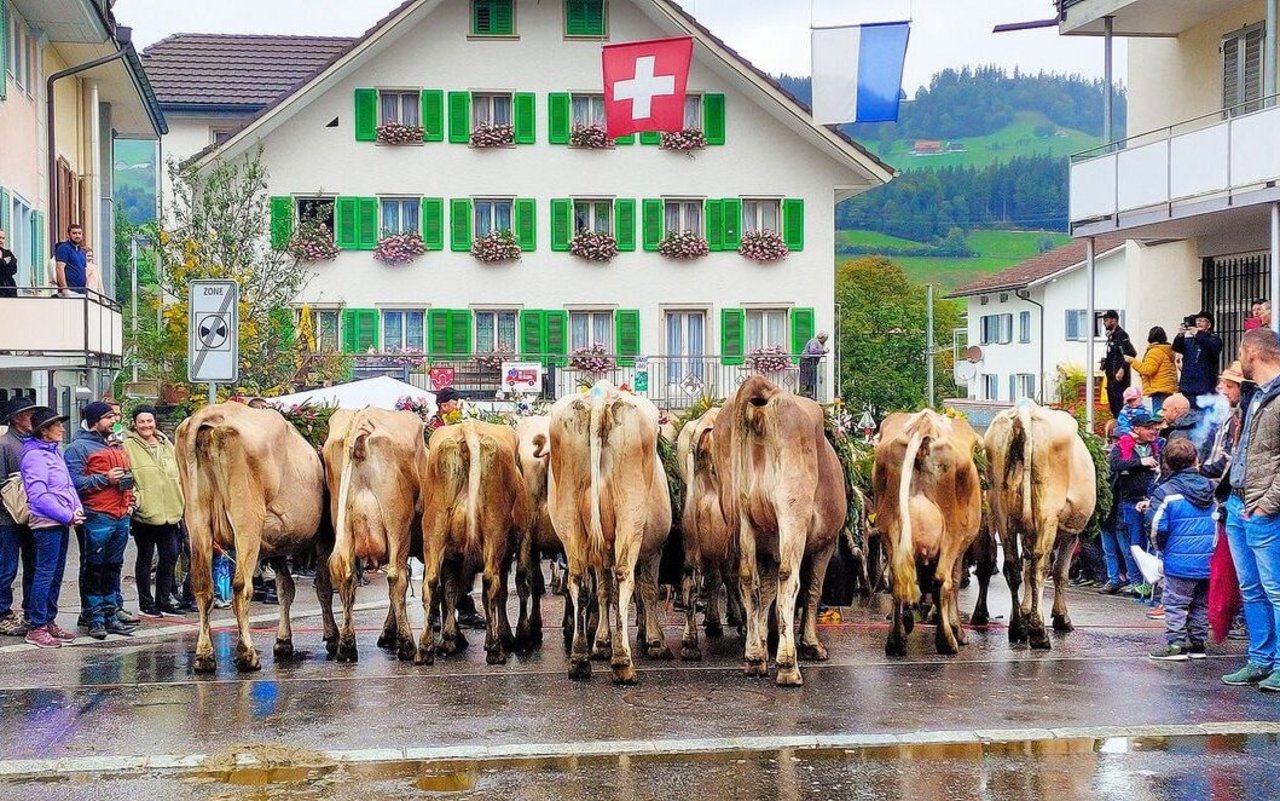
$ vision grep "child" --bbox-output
[1115,386,1145,436]
[1142,438,1215,661]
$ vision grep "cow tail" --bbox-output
[588,399,607,562]
[1016,404,1034,530]
[894,427,923,604]
[532,433,548,459]
[335,421,371,553]
[464,424,483,555]
[205,424,240,553]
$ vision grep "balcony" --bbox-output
[0,289,124,370]
[1069,96,1280,237]
[1057,0,1253,37]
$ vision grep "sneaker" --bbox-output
[24,626,61,649]
[1146,605,1165,620]
[138,607,164,620]
[1189,642,1207,660]
[213,598,231,609]
[46,622,76,642]
[1096,581,1122,595]
[104,618,135,637]
[87,622,107,640]
[115,609,140,626]
[157,606,186,618]
[1222,662,1273,686]
[457,611,487,631]
[0,611,29,637]
[1131,582,1153,599]
[1259,672,1280,693]
[1149,643,1190,661]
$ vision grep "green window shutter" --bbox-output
[269,196,293,251]
[0,188,9,236]
[513,92,536,144]
[639,131,661,145]
[615,309,640,367]
[614,199,636,252]
[641,199,663,251]
[520,309,545,358]
[421,198,445,250]
[354,88,378,142]
[614,134,635,146]
[358,197,379,249]
[335,197,359,250]
[474,0,514,35]
[544,310,568,366]
[33,211,43,274]
[428,308,453,356]
[0,2,7,101]
[343,308,378,352]
[790,307,816,361]
[550,198,572,252]
[448,91,472,144]
[548,93,571,144]
[703,93,726,145]
[721,197,742,249]
[421,89,445,141]
[359,309,380,351]
[566,0,605,36]
[720,308,745,365]
[705,200,724,252]
[450,309,473,356]
[782,198,805,252]
[515,198,537,252]
[450,198,473,251]
[341,309,358,353]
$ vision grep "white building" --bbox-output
[186,0,892,404]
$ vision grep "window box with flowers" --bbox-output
[470,122,515,148]
[474,344,514,370]
[568,343,615,375]
[658,230,709,260]
[570,230,618,262]
[288,218,340,263]
[746,345,790,374]
[739,229,789,263]
[570,124,612,149]
[471,229,522,263]
[376,123,425,145]
[660,129,707,153]
[374,232,428,265]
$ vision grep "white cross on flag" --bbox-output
[602,36,694,138]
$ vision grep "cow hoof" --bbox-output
[611,663,637,685]
[1007,621,1028,645]
[234,652,262,673]
[680,641,702,661]
[591,640,612,661]
[569,658,592,681]
[646,642,673,660]
[415,649,435,667]
[935,634,959,656]
[885,635,907,659]
[798,642,829,662]
[486,649,508,666]
[376,629,396,650]
[1052,614,1074,633]
[902,611,916,635]
[970,609,990,627]
[704,620,724,639]
[775,665,803,687]
[193,654,217,674]
[397,638,417,662]
[273,639,294,660]
[743,659,769,678]
[325,637,339,659]
[1029,630,1052,651]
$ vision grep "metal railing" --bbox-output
[0,287,124,368]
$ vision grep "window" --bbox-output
[381,197,420,236]
[571,310,613,350]
[211,128,237,146]
[565,0,606,37]
[1018,310,1031,343]
[571,93,606,128]
[383,309,426,352]
[665,310,706,383]
[742,199,781,233]
[664,199,702,235]
[746,309,787,351]
[683,94,702,129]
[1223,23,1265,116]
[1065,309,1122,340]
[472,0,515,36]
[473,92,513,128]
[379,90,421,127]
[475,310,519,354]
[296,197,336,231]
[315,310,339,351]
[8,8,28,92]
[573,199,612,234]
[982,374,999,402]
[474,198,513,236]
[979,314,1012,345]
[9,194,33,288]
[1015,373,1036,401]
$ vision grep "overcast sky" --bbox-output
[115,0,1126,93]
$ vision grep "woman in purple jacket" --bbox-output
[19,408,84,648]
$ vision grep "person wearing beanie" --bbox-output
[1172,311,1223,403]
[63,400,138,639]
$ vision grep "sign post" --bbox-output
[188,280,240,401]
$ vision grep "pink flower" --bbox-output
[570,230,618,262]
[374,232,428,265]
[376,123,425,145]
[746,345,790,374]
[570,124,612,149]
[470,123,515,148]
[739,230,789,263]
[658,231,709,260]
[471,229,522,263]
[660,128,708,153]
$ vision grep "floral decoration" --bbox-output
[570,230,618,262]
[471,229,522,263]
[657,231,710,260]
[474,345,514,370]
[660,128,707,152]
[376,123,424,145]
[287,221,340,263]
[746,345,791,374]
[374,232,428,265]
[570,124,611,149]
[568,343,615,374]
[739,229,789,263]
[470,123,515,148]
[394,395,433,420]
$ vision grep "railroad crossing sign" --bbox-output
[187,280,240,384]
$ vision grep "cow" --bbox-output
[323,408,427,664]
[513,415,564,651]
[548,381,672,684]
[675,406,740,660]
[872,409,982,657]
[417,420,529,666]
[175,402,336,673]
[983,401,1097,649]
[712,376,846,687]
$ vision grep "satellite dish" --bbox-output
[954,361,977,383]
[965,345,984,362]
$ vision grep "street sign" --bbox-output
[187,280,239,384]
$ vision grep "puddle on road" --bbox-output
[412,771,477,792]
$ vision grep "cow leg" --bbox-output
[638,551,672,660]
[704,565,725,639]
[189,522,217,674]
[800,541,835,662]
[387,532,417,662]
[515,528,535,653]
[230,539,262,672]
[529,549,546,649]
[377,606,397,650]
[932,552,962,656]
[561,569,575,653]
[591,564,613,660]
[1002,530,1028,644]
[415,541,443,666]
[610,539,641,685]
[312,535,339,659]
[724,570,745,639]
[1051,534,1077,633]
[329,544,360,664]
[970,526,998,627]
[272,558,297,660]
[738,529,769,678]
[482,537,510,665]
[566,553,592,680]
[1023,524,1056,650]
[774,529,807,687]
[680,562,702,660]
[440,566,470,655]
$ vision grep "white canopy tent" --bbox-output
[267,376,436,413]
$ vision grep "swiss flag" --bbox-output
[602,36,694,138]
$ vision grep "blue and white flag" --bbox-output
[811,21,910,125]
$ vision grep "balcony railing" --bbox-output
[1069,93,1280,230]
[0,288,123,369]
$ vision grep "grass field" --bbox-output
[838,228,1073,291]
[875,111,1100,172]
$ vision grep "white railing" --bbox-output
[1069,94,1280,226]
[0,288,124,366]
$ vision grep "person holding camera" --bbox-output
[1172,311,1224,405]
[1101,310,1137,418]
[64,401,138,640]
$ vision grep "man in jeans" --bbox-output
[0,397,37,636]
[64,401,137,639]
[1101,410,1163,597]
[1223,328,1280,690]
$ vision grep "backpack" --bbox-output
[1,473,30,526]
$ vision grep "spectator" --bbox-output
[1202,361,1245,481]
[1101,310,1136,418]
[1115,387,1145,436]
[53,223,88,296]
[18,408,83,648]
[122,406,185,618]
[1160,393,1211,463]
[64,401,138,640]
[800,332,829,399]
[1102,410,1164,599]
[428,387,463,431]
[83,248,104,296]
[1142,438,1216,661]
[1245,300,1271,332]
[0,397,37,636]
[0,229,17,299]
[1127,326,1178,414]
[1172,311,1224,403]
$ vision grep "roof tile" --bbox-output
[946,235,1128,298]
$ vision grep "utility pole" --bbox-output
[926,283,936,408]
[130,237,139,383]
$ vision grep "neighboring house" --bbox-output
[947,237,1127,408]
[0,1,165,422]
[191,0,893,404]
[1060,0,1280,371]
[912,139,942,155]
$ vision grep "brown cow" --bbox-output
[323,408,427,663]
[417,420,529,666]
[712,376,846,686]
[513,415,563,651]
[984,401,1097,649]
[872,409,982,657]
[548,382,672,684]
[175,402,336,672]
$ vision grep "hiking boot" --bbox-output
[1189,642,1207,660]
[0,611,29,637]
[115,609,140,626]
[87,622,108,641]
[1259,672,1280,693]
[1146,605,1166,620]
[1149,643,1190,661]
[1222,662,1272,686]
[1096,581,1123,595]
[24,626,61,649]
[104,618,135,637]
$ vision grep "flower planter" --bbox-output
[570,124,612,149]
[474,348,514,370]
[374,232,428,265]
[570,230,618,262]
[376,123,425,145]
[739,229,789,263]
[660,128,707,153]
[288,223,340,263]
[568,344,615,374]
[471,229,522,263]
[746,346,790,374]
[658,231,710,260]
[470,123,515,148]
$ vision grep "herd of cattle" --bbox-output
[171,379,1097,687]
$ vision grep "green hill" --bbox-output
[876,111,1099,171]
[839,229,1072,291]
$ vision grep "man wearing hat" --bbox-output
[0,397,38,636]
[1203,361,1247,481]
[427,387,463,431]
[63,400,137,639]
[1101,310,1137,418]
[1173,311,1224,405]
[1103,408,1165,597]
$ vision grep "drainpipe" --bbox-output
[1085,237,1096,430]
[1104,16,1114,142]
[1267,0,1277,104]
[87,80,102,264]
[1016,289,1045,405]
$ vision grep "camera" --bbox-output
[1182,315,1197,329]
[118,469,135,491]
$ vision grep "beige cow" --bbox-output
[323,408,427,664]
[548,381,672,684]
[175,402,336,673]
[712,376,846,686]
[984,401,1097,649]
